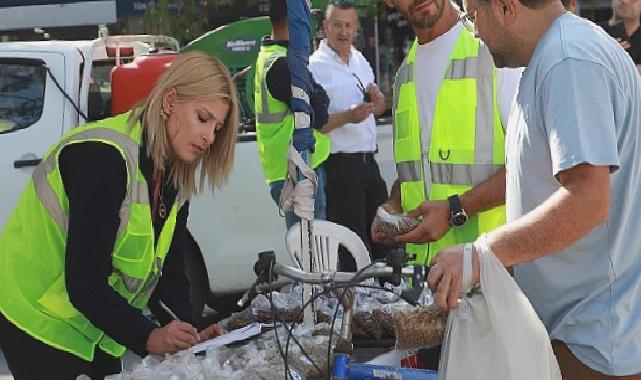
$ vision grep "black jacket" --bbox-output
[60,133,192,357]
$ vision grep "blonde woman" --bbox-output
[0,51,238,379]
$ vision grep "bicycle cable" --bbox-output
[267,261,292,380]
[266,258,402,380]
[325,259,387,378]
[268,260,328,379]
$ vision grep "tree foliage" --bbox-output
[143,0,208,44]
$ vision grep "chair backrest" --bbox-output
[285,220,371,271]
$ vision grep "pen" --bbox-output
[158,300,180,321]
[158,300,201,342]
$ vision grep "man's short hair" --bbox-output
[326,1,357,19]
[478,0,553,9]
[269,0,287,26]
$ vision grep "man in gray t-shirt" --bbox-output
[425,2,641,379]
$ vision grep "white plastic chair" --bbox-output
[286,220,371,271]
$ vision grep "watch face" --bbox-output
[451,213,468,227]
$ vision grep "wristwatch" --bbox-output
[448,194,468,227]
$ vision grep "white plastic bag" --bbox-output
[438,245,561,380]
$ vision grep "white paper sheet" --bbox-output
[190,322,262,353]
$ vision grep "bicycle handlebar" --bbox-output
[270,261,422,285]
[239,250,430,307]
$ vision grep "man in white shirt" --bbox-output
[309,2,390,271]
[373,0,521,266]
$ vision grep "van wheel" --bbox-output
[185,232,210,329]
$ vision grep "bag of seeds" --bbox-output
[371,205,420,238]
[393,304,449,349]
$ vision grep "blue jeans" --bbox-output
[269,166,326,230]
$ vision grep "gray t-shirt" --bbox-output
[507,13,641,376]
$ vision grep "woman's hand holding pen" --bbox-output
[146,300,227,354]
[145,320,200,354]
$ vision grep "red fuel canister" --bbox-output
[111,53,178,115]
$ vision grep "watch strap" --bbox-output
[448,194,464,215]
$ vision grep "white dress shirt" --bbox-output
[309,39,378,153]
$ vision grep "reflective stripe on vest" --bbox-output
[393,26,506,265]
[0,113,178,360]
[256,51,289,124]
[254,44,330,183]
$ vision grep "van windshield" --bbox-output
[0,60,46,134]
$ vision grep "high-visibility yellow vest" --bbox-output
[0,113,179,361]
[254,43,330,183]
[393,27,506,265]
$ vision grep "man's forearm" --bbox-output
[487,164,610,267]
[321,111,351,134]
[460,168,506,216]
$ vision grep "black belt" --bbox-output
[330,151,377,163]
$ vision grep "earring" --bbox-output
[160,103,174,120]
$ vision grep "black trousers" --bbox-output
[0,312,121,380]
[324,153,391,271]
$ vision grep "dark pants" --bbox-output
[0,311,121,380]
[324,153,391,271]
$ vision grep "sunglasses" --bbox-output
[352,73,371,103]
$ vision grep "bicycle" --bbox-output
[242,249,439,380]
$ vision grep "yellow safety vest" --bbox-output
[393,27,506,265]
[254,43,330,183]
[0,113,179,361]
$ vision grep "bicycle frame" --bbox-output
[246,250,440,380]
[332,353,438,380]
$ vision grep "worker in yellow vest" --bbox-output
[373,0,521,267]
[255,0,331,229]
[0,52,234,379]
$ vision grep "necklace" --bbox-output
[152,170,167,223]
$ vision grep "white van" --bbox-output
[0,37,396,320]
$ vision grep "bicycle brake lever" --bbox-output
[399,265,430,305]
[238,251,278,307]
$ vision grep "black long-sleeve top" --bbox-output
[59,135,193,357]
[263,39,330,129]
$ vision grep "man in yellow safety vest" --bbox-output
[372,0,521,266]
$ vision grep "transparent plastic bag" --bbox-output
[392,304,448,349]
[371,205,420,238]
[108,325,332,379]
[373,307,395,339]
[225,308,257,331]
